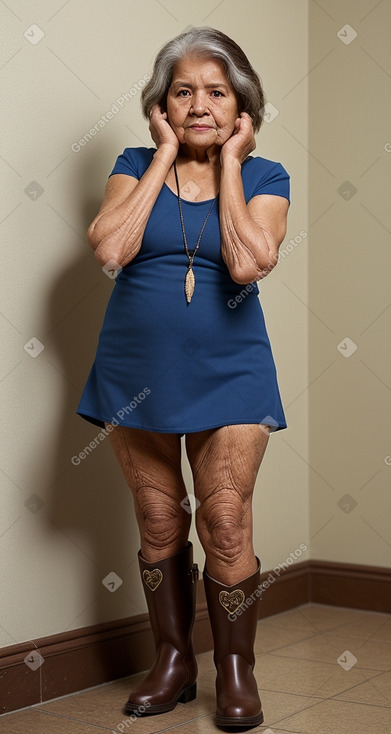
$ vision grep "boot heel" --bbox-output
[178,682,197,704]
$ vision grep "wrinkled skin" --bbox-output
[106,423,269,585]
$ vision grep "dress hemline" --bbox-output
[76,409,287,435]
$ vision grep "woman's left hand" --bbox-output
[220,112,256,164]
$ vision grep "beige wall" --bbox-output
[0,0,388,650]
[308,0,391,567]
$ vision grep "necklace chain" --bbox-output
[173,159,217,303]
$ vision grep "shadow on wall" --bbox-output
[39,147,144,676]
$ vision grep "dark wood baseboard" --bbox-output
[310,560,391,613]
[1,559,390,715]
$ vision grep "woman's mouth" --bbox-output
[189,125,213,131]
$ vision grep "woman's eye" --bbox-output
[178,90,190,97]
[212,90,223,98]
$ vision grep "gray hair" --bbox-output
[141,27,265,132]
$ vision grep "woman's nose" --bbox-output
[189,92,209,115]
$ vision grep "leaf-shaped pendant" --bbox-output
[185,266,195,303]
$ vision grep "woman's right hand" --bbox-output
[149,104,179,153]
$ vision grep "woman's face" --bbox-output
[166,55,240,150]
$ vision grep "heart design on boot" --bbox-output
[143,569,163,592]
[219,589,245,615]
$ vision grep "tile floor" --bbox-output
[1,603,391,733]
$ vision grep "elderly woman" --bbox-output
[77,26,289,729]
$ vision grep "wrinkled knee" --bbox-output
[136,487,188,551]
[196,489,248,565]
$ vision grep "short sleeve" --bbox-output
[244,157,290,203]
[108,147,155,180]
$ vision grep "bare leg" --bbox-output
[185,423,270,585]
[106,425,198,714]
[105,424,190,561]
[186,423,269,726]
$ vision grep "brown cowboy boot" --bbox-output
[125,541,198,715]
[203,559,264,728]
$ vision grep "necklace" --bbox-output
[173,160,217,304]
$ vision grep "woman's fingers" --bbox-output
[221,113,256,162]
[149,105,179,150]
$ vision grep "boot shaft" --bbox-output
[203,560,262,667]
[138,542,199,654]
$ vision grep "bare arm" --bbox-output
[89,106,179,268]
[219,113,289,284]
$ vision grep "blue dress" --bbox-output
[76,147,290,435]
